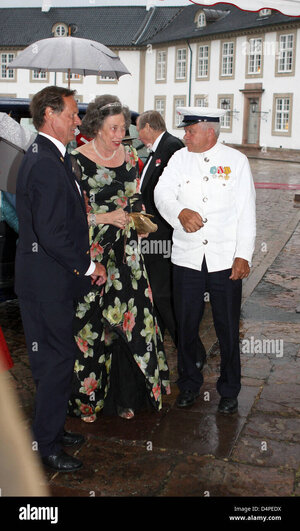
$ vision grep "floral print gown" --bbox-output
[68,145,170,420]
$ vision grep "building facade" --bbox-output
[0,3,299,151]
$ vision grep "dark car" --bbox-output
[0,97,145,296]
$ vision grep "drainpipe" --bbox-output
[187,40,192,106]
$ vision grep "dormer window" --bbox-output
[195,11,206,28]
[52,23,68,37]
[259,9,272,17]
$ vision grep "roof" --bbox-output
[144,3,299,45]
[0,4,298,48]
[0,5,181,47]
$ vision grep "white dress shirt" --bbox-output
[140,132,165,188]
[154,142,256,273]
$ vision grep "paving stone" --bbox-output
[241,357,272,380]
[150,409,246,459]
[65,406,168,445]
[241,413,300,443]
[268,361,300,385]
[49,439,177,497]
[161,455,294,497]
[231,435,300,469]
[254,383,300,416]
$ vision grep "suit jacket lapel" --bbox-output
[36,135,87,216]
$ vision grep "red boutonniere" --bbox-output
[155,158,161,167]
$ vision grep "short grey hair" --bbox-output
[80,94,131,138]
[198,121,220,139]
[137,110,166,132]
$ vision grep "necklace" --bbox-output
[92,139,118,161]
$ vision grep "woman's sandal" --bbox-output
[117,407,135,420]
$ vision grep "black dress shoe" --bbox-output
[218,397,238,414]
[176,389,199,408]
[62,431,85,447]
[42,450,82,472]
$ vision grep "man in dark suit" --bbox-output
[136,111,206,367]
[15,86,106,472]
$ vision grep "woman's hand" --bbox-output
[89,209,130,229]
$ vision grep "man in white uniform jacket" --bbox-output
[154,107,256,413]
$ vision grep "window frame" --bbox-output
[272,93,293,137]
[246,36,264,78]
[219,39,236,79]
[30,70,49,83]
[175,46,188,82]
[194,94,209,107]
[196,42,210,80]
[155,48,167,83]
[218,94,234,133]
[173,95,186,128]
[154,95,166,120]
[0,51,16,82]
[275,31,296,77]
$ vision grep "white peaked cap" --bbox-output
[177,106,226,127]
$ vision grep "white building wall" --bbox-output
[1,28,299,150]
[143,28,300,150]
[0,49,141,111]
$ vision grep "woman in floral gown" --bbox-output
[68,95,170,421]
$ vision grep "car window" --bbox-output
[20,117,37,135]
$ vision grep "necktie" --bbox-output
[64,151,73,174]
[64,152,82,196]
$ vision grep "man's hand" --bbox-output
[178,208,204,233]
[91,262,107,286]
[230,257,250,280]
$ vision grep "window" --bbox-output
[196,12,206,28]
[53,23,68,37]
[248,38,262,74]
[30,70,49,83]
[156,50,167,82]
[63,72,83,83]
[259,9,271,17]
[154,96,166,120]
[218,95,233,132]
[173,96,186,128]
[221,41,234,77]
[194,95,208,107]
[32,70,47,79]
[274,96,291,132]
[278,34,294,73]
[97,74,116,84]
[175,47,187,81]
[197,45,209,78]
[1,53,15,80]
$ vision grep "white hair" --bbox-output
[198,121,220,139]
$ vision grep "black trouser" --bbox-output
[19,299,77,457]
[144,257,177,345]
[173,258,242,398]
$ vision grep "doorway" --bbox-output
[240,83,264,147]
[247,98,259,144]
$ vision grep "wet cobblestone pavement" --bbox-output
[0,157,299,522]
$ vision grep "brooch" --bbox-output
[155,158,161,167]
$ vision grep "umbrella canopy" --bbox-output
[9,36,131,87]
[190,1,300,16]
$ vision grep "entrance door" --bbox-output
[247,98,259,144]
